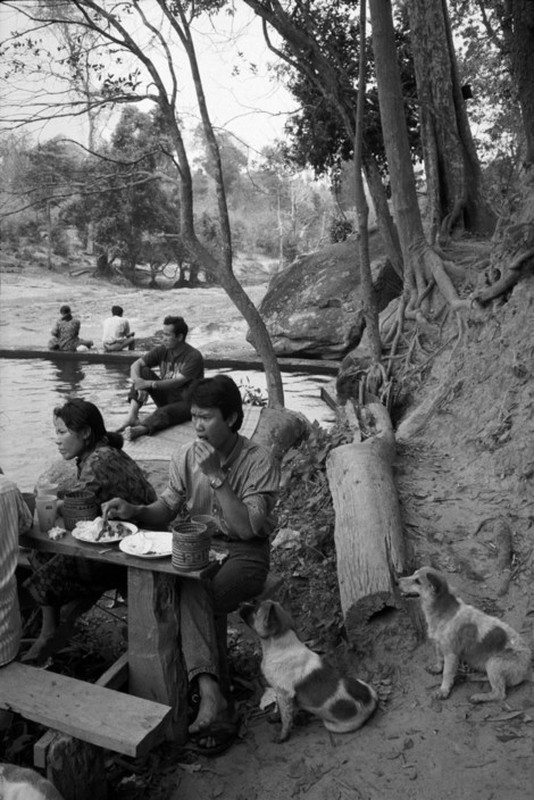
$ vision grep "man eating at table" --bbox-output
[103,374,280,755]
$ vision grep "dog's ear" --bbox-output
[254,600,277,637]
[426,569,446,595]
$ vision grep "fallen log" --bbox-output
[326,401,407,646]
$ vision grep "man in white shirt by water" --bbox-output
[102,305,135,352]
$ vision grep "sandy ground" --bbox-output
[2,265,533,799]
[148,439,533,800]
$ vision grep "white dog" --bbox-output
[0,764,64,800]
[398,567,532,702]
[240,599,377,741]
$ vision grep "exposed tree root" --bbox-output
[472,248,534,305]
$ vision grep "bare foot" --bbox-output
[127,425,149,441]
[116,416,140,433]
[189,677,228,735]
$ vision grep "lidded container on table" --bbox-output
[62,490,99,531]
[171,521,210,572]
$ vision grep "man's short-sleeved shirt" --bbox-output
[142,343,204,403]
[102,315,130,345]
[160,435,280,539]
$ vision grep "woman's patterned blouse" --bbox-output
[75,441,157,506]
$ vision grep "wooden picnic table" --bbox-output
[20,524,218,744]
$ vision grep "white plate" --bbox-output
[72,520,138,544]
[119,531,172,558]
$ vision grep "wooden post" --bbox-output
[127,568,187,744]
[326,402,407,645]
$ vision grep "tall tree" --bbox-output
[501,0,534,164]
[368,0,467,318]
[406,0,495,242]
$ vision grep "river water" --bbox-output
[0,268,337,489]
[0,357,335,490]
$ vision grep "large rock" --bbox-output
[254,233,402,359]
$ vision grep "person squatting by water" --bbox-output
[48,304,93,352]
[104,375,280,755]
[117,315,204,441]
[102,304,136,352]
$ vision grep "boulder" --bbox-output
[254,233,402,359]
[252,407,310,462]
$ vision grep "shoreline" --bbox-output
[0,346,340,376]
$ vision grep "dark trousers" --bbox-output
[127,366,192,434]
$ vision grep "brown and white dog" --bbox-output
[398,567,532,702]
[0,764,64,800]
[240,599,377,742]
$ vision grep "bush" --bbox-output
[329,216,353,243]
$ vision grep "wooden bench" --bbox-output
[0,661,171,758]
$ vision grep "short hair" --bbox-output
[53,398,123,451]
[191,375,244,432]
[111,305,123,316]
[60,304,71,316]
[163,315,188,338]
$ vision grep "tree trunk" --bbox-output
[504,0,534,163]
[326,402,406,646]
[354,0,382,364]
[407,0,495,242]
[368,0,468,313]
[243,0,405,273]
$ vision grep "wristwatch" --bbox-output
[209,474,226,490]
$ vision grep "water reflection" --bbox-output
[53,360,86,394]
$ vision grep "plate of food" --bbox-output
[119,531,172,558]
[71,517,138,544]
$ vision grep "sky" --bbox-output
[0,1,296,155]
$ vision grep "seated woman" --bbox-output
[23,398,157,664]
[48,304,93,352]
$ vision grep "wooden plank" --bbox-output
[34,729,58,770]
[127,568,188,745]
[95,652,129,690]
[0,662,171,757]
[34,652,130,769]
[0,346,340,375]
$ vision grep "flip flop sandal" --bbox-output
[186,714,241,757]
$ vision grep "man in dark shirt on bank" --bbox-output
[117,315,204,440]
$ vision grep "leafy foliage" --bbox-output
[274,1,420,179]
[273,420,354,647]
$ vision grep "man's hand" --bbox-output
[193,439,222,479]
[131,377,153,391]
[102,497,136,523]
